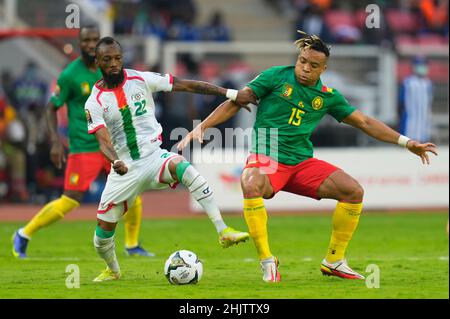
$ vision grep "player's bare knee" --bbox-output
[341,182,364,202]
[63,190,84,203]
[168,156,186,180]
[97,219,116,231]
[354,183,364,202]
[241,169,265,197]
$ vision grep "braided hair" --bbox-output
[294,30,331,57]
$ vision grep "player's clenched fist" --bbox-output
[113,160,128,175]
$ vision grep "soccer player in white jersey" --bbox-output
[86,37,256,281]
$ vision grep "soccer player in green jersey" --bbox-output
[178,31,438,282]
[12,26,154,258]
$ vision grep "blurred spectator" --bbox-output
[113,3,136,34]
[265,0,297,19]
[166,0,200,41]
[169,0,197,26]
[418,0,449,35]
[399,56,433,142]
[13,62,48,121]
[12,61,49,196]
[113,0,202,40]
[309,0,333,10]
[202,11,232,42]
[1,71,17,107]
[293,3,334,43]
[142,9,169,40]
[360,5,394,47]
[0,96,28,202]
[167,20,202,41]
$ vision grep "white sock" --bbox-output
[261,256,275,264]
[181,165,227,233]
[93,234,120,273]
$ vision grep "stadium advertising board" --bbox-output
[191,147,449,211]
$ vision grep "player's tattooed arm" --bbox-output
[171,77,226,95]
[94,127,128,175]
[46,101,66,169]
[177,99,243,150]
[171,77,257,106]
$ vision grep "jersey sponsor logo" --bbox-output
[312,96,324,110]
[85,109,93,124]
[131,91,145,102]
[281,83,293,98]
[80,82,91,95]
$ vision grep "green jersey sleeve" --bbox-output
[246,67,280,99]
[327,90,357,122]
[50,71,72,109]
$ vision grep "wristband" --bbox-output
[226,89,238,101]
[397,135,410,148]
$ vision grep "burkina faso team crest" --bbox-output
[282,83,293,98]
[312,96,324,110]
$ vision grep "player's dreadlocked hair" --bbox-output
[294,30,331,57]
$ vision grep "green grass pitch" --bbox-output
[0,212,448,299]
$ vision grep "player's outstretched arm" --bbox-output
[171,76,257,107]
[177,99,245,150]
[46,101,65,169]
[342,110,438,164]
[94,127,128,175]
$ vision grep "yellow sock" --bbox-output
[123,195,142,248]
[243,197,272,260]
[326,202,363,263]
[22,195,79,238]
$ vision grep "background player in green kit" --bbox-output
[12,26,153,258]
[178,31,438,282]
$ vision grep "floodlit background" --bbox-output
[0,0,448,214]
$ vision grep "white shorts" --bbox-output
[97,148,182,223]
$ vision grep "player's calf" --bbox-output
[167,158,249,245]
[241,167,273,198]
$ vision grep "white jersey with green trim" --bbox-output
[85,69,173,162]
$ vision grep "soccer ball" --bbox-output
[164,250,203,285]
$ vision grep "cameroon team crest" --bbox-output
[69,173,79,186]
[80,82,91,95]
[312,96,324,110]
[282,83,293,98]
